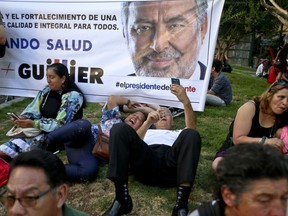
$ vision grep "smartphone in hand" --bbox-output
[171,78,180,85]
[7,112,20,120]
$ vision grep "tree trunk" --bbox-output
[259,0,288,28]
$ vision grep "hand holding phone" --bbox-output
[171,78,180,85]
[7,112,20,120]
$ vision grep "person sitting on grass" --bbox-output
[0,63,86,187]
[212,78,288,171]
[206,59,232,106]
[31,95,156,182]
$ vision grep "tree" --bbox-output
[259,0,288,28]
[215,0,281,61]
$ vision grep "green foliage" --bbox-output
[217,0,282,58]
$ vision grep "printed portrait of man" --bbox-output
[121,0,208,79]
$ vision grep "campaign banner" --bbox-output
[0,0,224,111]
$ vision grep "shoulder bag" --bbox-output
[92,124,110,163]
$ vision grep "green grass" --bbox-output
[0,71,269,215]
[231,64,255,72]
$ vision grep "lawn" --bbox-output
[0,69,269,215]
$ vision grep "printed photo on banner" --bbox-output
[0,0,224,111]
[121,1,208,80]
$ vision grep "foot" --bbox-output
[172,207,188,216]
[102,196,133,216]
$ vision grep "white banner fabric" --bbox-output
[0,0,224,111]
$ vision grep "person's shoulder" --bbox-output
[217,72,226,79]
[62,203,90,216]
[100,104,121,121]
[189,209,200,216]
[238,100,256,113]
[64,90,83,98]
[39,85,50,94]
[189,200,222,216]
[222,74,231,83]
[244,100,256,107]
[103,104,120,113]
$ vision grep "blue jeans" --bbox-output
[206,94,226,106]
[46,119,99,182]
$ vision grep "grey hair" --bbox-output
[121,0,208,28]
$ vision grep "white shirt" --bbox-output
[143,129,182,147]
[255,63,264,76]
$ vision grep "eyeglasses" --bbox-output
[0,187,55,208]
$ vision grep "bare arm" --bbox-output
[136,110,160,139]
[106,95,140,110]
[171,84,196,129]
[207,89,215,95]
[122,103,160,115]
[233,101,258,144]
[233,101,284,150]
[276,71,282,80]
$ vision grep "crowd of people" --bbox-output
[255,43,288,84]
[1,5,288,216]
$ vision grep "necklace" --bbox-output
[269,124,275,138]
[41,91,50,108]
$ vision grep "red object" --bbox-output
[0,158,10,187]
[267,66,278,84]
[269,47,275,62]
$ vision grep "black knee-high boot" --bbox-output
[102,180,133,216]
[172,186,191,216]
[115,181,130,203]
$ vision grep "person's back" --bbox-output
[206,59,232,106]
[211,73,232,104]
[255,62,264,77]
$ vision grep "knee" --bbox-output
[66,158,99,182]
[181,129,201,144]
[84,164,99,181]
[110,123,133,136]
[178,129,201,152]
[75,119,91,130]
[73,119,92,136]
